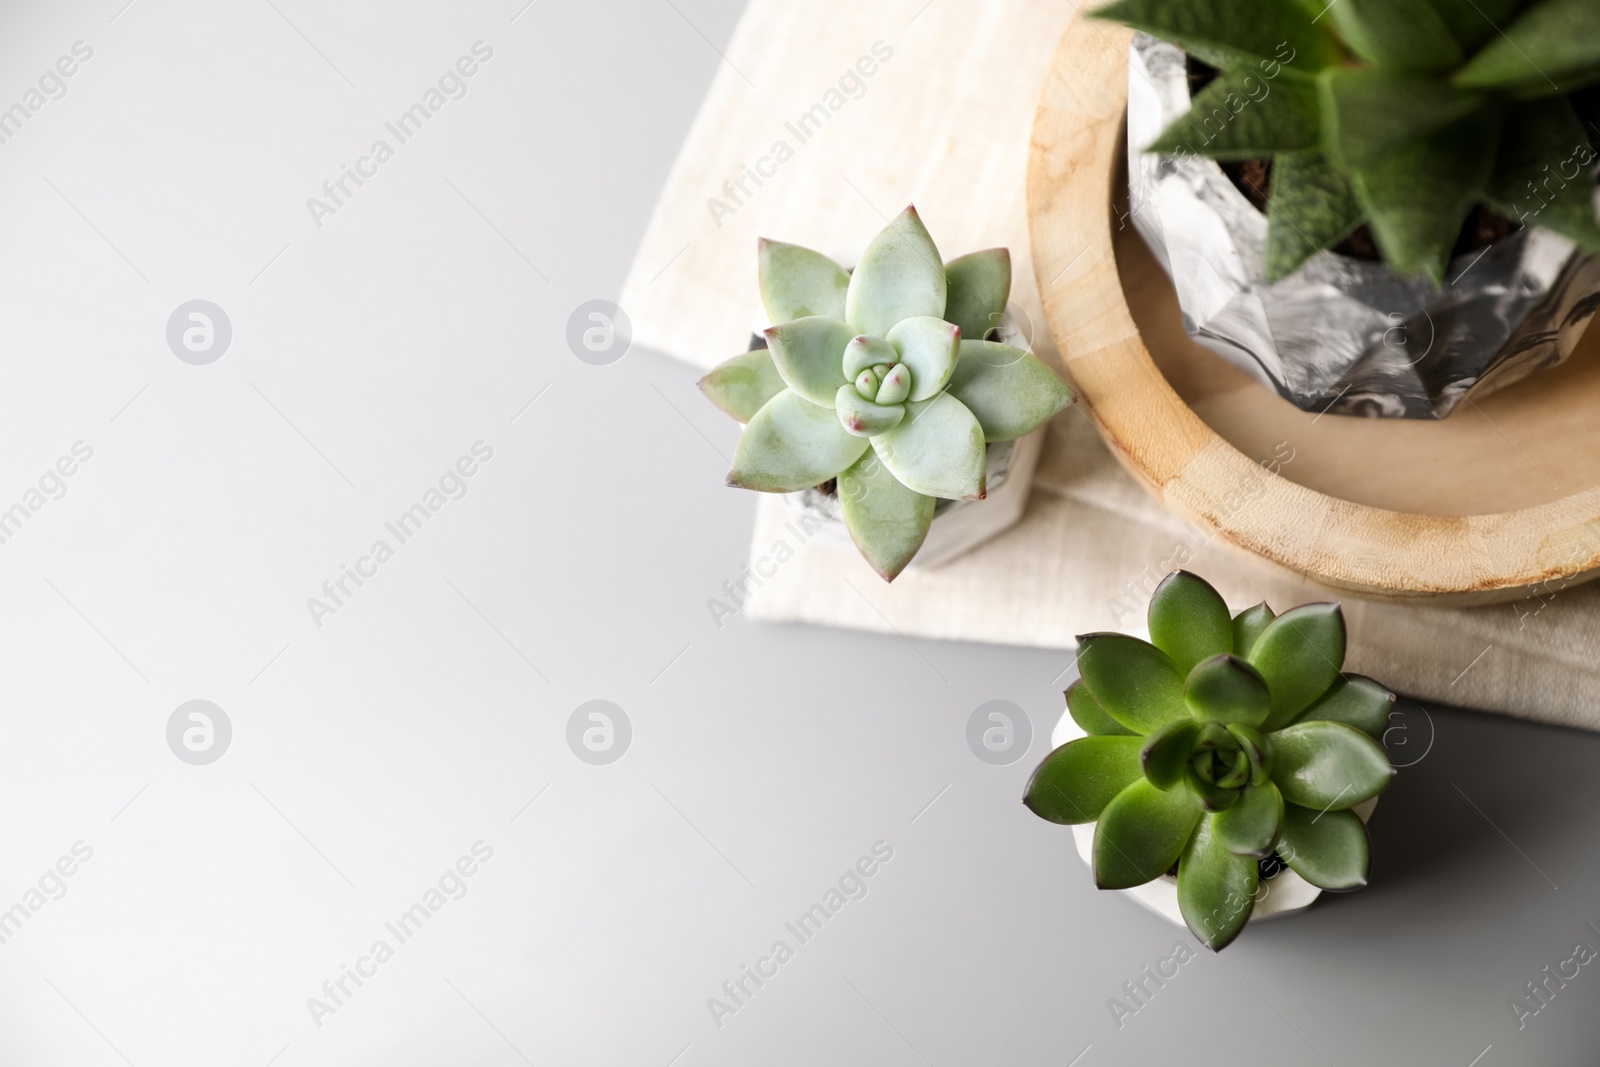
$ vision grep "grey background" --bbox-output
[0,0,1597,1064]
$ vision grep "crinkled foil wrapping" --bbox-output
[1127,34,1600,419]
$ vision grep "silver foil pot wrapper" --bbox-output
[1125,34,1600,419]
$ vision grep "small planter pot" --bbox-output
[1127,33,1600,419]
[1050,708,1376,930]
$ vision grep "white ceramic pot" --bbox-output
[1050,709,1377,929]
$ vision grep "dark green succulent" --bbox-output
[1097,0,1600,282]
[1025,571,1395,950]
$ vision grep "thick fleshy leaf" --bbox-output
[1485,98,1600,253]
[875,363,912,405]
[1213,781,1284,857]
[1185,654,1271,727]
[842,334,898,379]
[1455,0,1600,98]
[837,451,934,581]
[1278,804,1369,890]
[1319,68,1483,168]
[764,316,854,406]
[758,239,849,323]
[1351,111,1500,283]
[1177,814,1260,950]
[834,384,905,438]
[1328,0,1462,72]
[1141,719,1201,790]
[699,348,787,423]
[1094,0,1341,72]
[1266,151,1364,281]
[1024,736,1144,825]
[1067,680,1136,737]
[886,316,961,402]
[1075,634,1188,735]
[845,206,947,336]
[1226,723,1271,786]
[1295,674,1394,739]
[1270,720,1393,810]
[1149,67,1321,159]
[870,393,985,499]
[942,249,1011,341]
[1250,603,1346,731]
[1213,749,1252,789]
[1093,778,1203,889]
[1148,571,1233,676]
[1230,603,1274,658]
[727,389,869,492]
[944,340,1074,442]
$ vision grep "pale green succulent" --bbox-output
[700,206,1075,580]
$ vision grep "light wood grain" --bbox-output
[1027,17,1600,603]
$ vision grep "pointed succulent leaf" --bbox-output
[942,249,1011,341]
[1294,674,1395,739]
[1226,723,1272,785]
[1093,0,1341,73]
[1148,570,1233,676]
[869,393,985,499]
[1266,151,1365,281]
[1149,66,1321,160]
[1075,634,1188,735]
[1176,813,1260,950]
[1230,602,1275,658]
[1024,736,1145,825]
[1185,654,1271,727]
[835,384,905,438]
[1319,68,1484,168]
[944,340,1074,442]
[1212,781,1284,857]
[845,206,947,336]
[1352,111,1500,283]
[1427,0,1522,52]
[1455,0,1600,98]
[1486,98,1600,254]
[764,316,854,407]
[758,239,849,324]
[837,451,935,581]
[1067,680,1136,737]
[728,390,870,492]
[1278,804,1369,890]
[699,348,787,423]
[854,367,882,398]
[842,334,898,379]
[1270,720,1393,810]
[1093,778,1203,889]
[876,363,912,405]
[1141,719,1201,790]
[886,316,961,402]
[1250,602,1346,731]
[1328,0,1462,72]
[1184,765,1240,811]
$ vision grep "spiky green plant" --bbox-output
[700,206,1074,580]
[1024,571,1395,950]
[1097,0,1600,282]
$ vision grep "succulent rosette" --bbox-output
[1025,571,1396,950]
[699,206,1074,580]
[1098,0,1600,282]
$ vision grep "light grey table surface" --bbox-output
[1,1,1597,1065]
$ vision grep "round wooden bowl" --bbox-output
[1026,17,1600,604]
